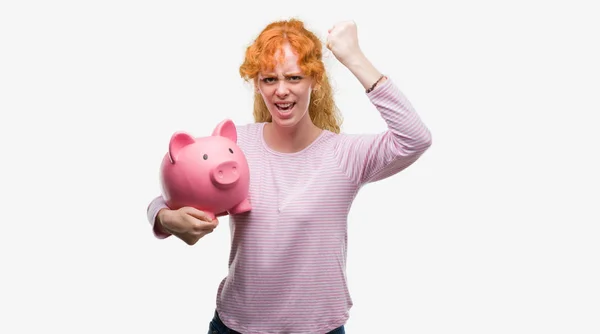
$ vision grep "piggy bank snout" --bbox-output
[210,160,240,188]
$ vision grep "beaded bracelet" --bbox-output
[366,74,385,93]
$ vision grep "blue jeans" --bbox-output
[208,310,346,334]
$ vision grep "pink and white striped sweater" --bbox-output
[146,78,432,333]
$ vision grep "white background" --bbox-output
[1,0,599,333]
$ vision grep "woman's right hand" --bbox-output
[156,207,219,245]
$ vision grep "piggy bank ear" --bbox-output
[212,119,237,143]
[168,131,195,163]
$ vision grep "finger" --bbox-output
[191,216,219,229]
[183,207,213,221]
[205,218,219,229]
[191,220,218,234]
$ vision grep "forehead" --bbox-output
[263,44,301,74]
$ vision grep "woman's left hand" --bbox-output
[326,20,365,67]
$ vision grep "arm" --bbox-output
[146,195,221,245]
[327,21,432,185]
[335,78,432,185]
[326,20,386,91]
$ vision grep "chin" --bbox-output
[269,110,298,127]
[271,115,299,128]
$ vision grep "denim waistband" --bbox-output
[210,310,345,334]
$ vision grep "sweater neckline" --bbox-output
[259,122,328,157]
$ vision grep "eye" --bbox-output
[229,148,233,154]
[203,154,208,160]
[288,75,302,81]
[261,77,276,84]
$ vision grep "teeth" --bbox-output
[276,103,293,108]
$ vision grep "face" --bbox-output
[256,43,315,128]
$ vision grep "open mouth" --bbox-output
[275,102,295,113]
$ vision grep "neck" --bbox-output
[264,117,322,153]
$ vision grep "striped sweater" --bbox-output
[146,78,432,333]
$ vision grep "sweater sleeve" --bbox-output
[335,78,432,186]
[146,195,172,239]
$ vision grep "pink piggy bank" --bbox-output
[159,119,251,220]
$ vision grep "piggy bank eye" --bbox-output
[229,148,233,154]
[203,154,208,160]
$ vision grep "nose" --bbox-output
[210,160,240,189]
[275,80,290,97]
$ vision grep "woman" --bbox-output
[147,18,432,334]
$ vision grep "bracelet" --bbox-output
[366,74,385,93]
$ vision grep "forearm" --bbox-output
[343,52,387,91]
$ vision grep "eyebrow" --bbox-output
[260,72,304,77]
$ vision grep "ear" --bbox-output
[254,83,261,94]
[168,131,195,163]
[212,119,237,143]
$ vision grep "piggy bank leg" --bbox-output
[229,198,251,214]
[204,211,216,221]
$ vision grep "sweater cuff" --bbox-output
[147,196,172,239]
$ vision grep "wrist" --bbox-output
[366,74,387,93]
[155,209,171,234]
